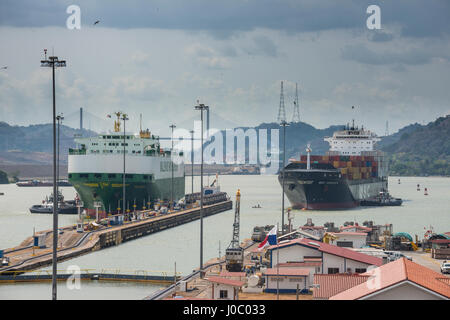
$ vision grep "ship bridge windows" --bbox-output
[108,174,116,178]
[94,173,102,179]
[80,173,88,178]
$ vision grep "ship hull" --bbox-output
[68,154,185,217]
[69,173,185,216]
[279,169,387,210]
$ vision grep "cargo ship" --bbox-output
[68,112,185,217]
[279,121,388,209]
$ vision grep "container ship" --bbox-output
[279,121,388,209]
[68,113,185,217]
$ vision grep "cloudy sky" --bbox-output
[0,0,449,136]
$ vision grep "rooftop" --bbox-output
[275,262,322,268]
[329,232,368,236]
[340,225,372,232]
[219,271,246,278]
[330,258,450,300]
[313,274,370,300]
[205,276,245,287]
[264,268,310,277]
[267,238,383,266]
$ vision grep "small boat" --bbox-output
[0,192,4,196]
[29,191,79,214]
[252,204,262,209]
[360,191,402,206]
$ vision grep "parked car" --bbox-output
[441,261,450,274]
[384,251,412,262]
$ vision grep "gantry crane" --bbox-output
[225,189,244,272]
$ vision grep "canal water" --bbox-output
[0,175,448,299]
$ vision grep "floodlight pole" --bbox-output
[122,113,129,220]
[170,124,176,210]
[280,120,289,235]
[56,113,64,201]
[40,51,66,300]
[195,103,208,277]
[190,129,194,197]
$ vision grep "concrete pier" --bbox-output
[0,200,232,274]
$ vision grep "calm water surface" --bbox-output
[0,175,448,299]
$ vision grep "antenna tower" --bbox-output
[277,81,286,123]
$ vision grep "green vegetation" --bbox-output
[383,115,450,176]
[387,153,450,176]
[0,170,9,184]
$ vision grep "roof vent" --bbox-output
[308,242,321,247]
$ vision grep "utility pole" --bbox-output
[190,129,194,196]
[40,49,66,300]
[195,102,208,277]
[170,124,176,210]
[56,113,64,202]
[280,120,289,235]
[121,113,129,219]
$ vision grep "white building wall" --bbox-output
[364,282,446,300]
[330,234,367,248]
[210,283,238,300]
[322,253,375,273]
[270,245,321,267]
[266,276,310,291]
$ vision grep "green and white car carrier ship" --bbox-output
[68,112,185,217]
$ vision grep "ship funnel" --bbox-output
[306,144,312,170]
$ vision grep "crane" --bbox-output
[225,189,244,272]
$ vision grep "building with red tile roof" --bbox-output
[330,258,450,300]
[205,276,245,300]
[267,238,382,274]
[340,225,372,232]
[219,271,246,281]
[313,274,370,300]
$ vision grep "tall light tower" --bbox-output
[280,120,289,235]
[40,49,66,300]
[121,113,129,219]
[169,124,176,209]
[190,129,194,196]
[195,102,208,276]
[56,113,64,201]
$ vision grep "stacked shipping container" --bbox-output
[297,154,381,180]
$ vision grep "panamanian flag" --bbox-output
[258,225,277,251]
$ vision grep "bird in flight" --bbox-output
[94,20,100,25]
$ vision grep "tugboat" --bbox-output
[360,191,402,206]
[29,192,79,214]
